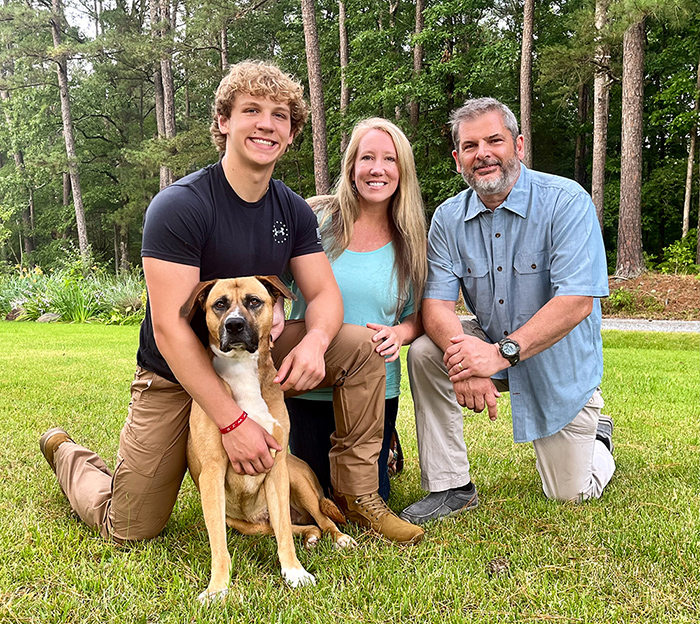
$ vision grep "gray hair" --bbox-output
[449,98,520,149]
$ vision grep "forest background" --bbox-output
[0,0,699,282]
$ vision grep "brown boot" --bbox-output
[39,427,74,472]
[333,491,424,545]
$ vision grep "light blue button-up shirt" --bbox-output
[425,164,609,442]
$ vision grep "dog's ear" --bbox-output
[255,275,298,303]
[180,280,217,322]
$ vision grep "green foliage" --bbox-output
[0,262,145,325]
[656,230,700,275]
[0,0,698,272]
[601,285,665,316]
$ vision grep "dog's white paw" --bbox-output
[334,533,357,549]
[197,586,228,604]
[282,567,316,588]
[305,534,319,549]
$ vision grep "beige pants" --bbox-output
[407,323,615,502]
[52,322,385,542]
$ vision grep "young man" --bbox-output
[400,97,615,525]
[40,61,422,545]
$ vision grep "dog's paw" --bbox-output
[282,567,316,588]
[334,533,357,549]
[304,534,319,550]
[197,586,228,604]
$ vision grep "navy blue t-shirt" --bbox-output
[138,162,322,383]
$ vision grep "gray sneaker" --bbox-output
[596,415,614,454]
[400,484,478,525]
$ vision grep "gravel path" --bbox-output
[601,319,700,333]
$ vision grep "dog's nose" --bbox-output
[224,316,246,334]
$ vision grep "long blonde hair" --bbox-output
[311,118,427,312]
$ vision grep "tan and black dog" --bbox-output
[182,276,355,603]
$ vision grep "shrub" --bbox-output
[657,230,699,275]
[0,264,146,324]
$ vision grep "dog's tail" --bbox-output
[320,498,347,525]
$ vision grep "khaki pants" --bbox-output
[273,321,386,496]
[407,321,615,502]
[52,322,385,542]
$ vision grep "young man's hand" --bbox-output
[221,418,282,475]
[273,329,327,392]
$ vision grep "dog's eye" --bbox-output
[248,297,262,308]
[213,299,227,311]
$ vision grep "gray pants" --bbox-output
[406,322,615,502]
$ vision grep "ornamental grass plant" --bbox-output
[0,323,697,623]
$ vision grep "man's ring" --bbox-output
[457,362,464,371]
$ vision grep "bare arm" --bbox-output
[143,258,281,475]
[273,252,343,391]
[445,295,594,381]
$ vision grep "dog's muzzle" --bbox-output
[219,315,259,354]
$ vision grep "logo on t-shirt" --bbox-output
[273,220,289,244]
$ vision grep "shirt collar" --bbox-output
[464,163,530,221]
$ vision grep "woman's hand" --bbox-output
[367,322,403,362]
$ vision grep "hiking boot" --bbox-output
[333,491,424,545]
[399,483,478,525]
[40,427,74,472]
[596,415,614,454]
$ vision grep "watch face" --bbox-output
[502,342,518,357]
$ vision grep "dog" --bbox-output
[182,276,355,603]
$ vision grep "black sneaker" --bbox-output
[596,415,614,454]
[399,483,478,525]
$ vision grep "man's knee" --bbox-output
[407,334,444,374]
[330,324,384,371]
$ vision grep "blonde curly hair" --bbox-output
[210,60,309,154]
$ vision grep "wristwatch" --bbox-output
[497,338,520,367]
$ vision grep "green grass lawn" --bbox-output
[0,322,698,623]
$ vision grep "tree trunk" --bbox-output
[682,54,700,238]
[574,81,589,186]
[519,0,534,168]
[51,0,89,257]
[220,22,228,72]
[409,0,425,133]
[615,19,646,279]
[591,0,610,231]
[301,0,330,194]
[0,85,34,255]
[339,0,349,152]
[159,0,176,188]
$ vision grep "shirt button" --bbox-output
[503,331,509,336]
[499,299,504,304]
[531,263,537,269]
[495,233,501,238]
[497,266,503,272]
[467,268,472,273]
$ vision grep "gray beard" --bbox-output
[463,156,521,197]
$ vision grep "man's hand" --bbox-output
[453,376,501,421]
[220,417,282,475]
[445,334,506,381]
[367,322,403,363]
[273,330,327,392]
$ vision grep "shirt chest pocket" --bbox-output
[453,257,491,315]
[513,250,551,313]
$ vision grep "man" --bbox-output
[400,97,615,525]
[40,61,422,545]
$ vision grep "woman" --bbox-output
[287,117,427,501]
